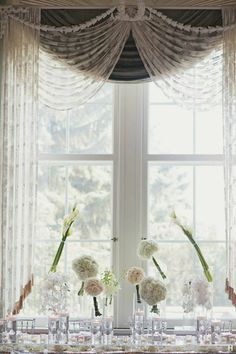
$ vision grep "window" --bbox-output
[147,83,227,320]
[23,80,230,327]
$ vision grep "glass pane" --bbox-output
[67,241,112,317]
[38,104,67,153]
[68,163,113,240]
[195,166,225,241]
[195,105,223,154]
[199,243,227,306]
[148,242,195,307]
[37,164,66,241]
[69,103,113,154]
[148,164,193,241]
[148,105,193,154]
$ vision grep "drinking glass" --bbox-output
[48,316,59,344]
[102,318,113,345]
[91,320,102,345]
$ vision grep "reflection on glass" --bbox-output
[37,165,66,240]
[38,104,67,153]
[148,164,193,240]
[68,163,112,240]
[69,104,113,154]
[195,167,225,241]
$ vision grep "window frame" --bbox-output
[35,82,232,329]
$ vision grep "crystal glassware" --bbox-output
[102,317,113,345]
[48,316,59,344]
[91,319,102,345]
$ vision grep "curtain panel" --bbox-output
[223,8,236,307]
[0,8,40,317]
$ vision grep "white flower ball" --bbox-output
[126,266,145,285]
[72,255,98,280]
[137,240,158,260]
[140,276,166,306]
[84,278,104,297]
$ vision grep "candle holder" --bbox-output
[91,319,102,345]
[211,319,221,344]
[102,317,113,345]
[48,316,59,344]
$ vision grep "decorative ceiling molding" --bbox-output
[4,0,236,8]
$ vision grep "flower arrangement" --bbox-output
[126,266,145,303]
[72,255,99,295]
[140,276,167,314]
[84,278,104,317]
[137,240,166,280]
[192,277,212,310]
[171,211,213,282]
[101,270,120,306]
[50,205,79,273]
[182,276,212,313]
[41,272,69,314]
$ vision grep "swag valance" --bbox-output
[0,2,236,315]
[0,3,226,110]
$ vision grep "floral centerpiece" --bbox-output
[41,272,69,314]
[84,278,104,317]
[72,255,99,296]
[126,266,145,304]
[50,205,79,273]
[41,205,79,314]
[137,240,166,280]
[171,211,213,282]
[140,276,167,314]
[101,270,120,306]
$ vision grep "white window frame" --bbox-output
[37,82,232,329]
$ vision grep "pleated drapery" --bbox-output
[0,8,40,317]
[223,8,236,307]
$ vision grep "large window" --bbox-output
[23,81,230,326]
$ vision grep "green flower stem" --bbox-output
[78,281,85,296]
[150,304,159,314]
[49,219,74,273]
[93,297,102,317]
[109,295,112,305]
[172,214,213,283]
[136,284,141,303]
[152,256,167,280]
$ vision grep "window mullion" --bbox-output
[115,84,145,328]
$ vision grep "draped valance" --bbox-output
[41,8,222,82]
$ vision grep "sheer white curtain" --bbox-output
[0,8,40,316]
[223,8,236,307]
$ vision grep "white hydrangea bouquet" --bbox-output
[72,255,103,316]
[140,276,167,314]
